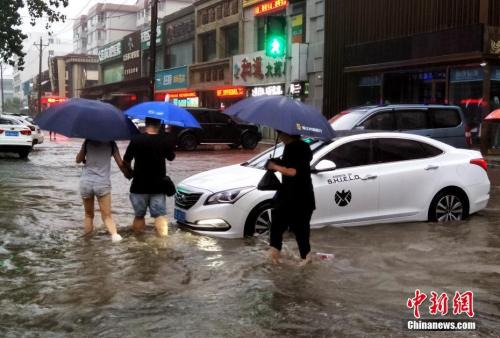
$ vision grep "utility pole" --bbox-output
[148,0,159,101]
[0,64,4,113]
[34,37,49,114]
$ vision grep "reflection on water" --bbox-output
[0,140,499,337]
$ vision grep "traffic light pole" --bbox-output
[148,0,159,101]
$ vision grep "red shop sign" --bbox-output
[255,0,288,16]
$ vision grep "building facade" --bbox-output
[73,3,138,55]
[324,0,500,142]
[49,54,99,99]
[135,0,195,29]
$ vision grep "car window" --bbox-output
[324,140,373,169]
[190,111,211,124]
[361,111,395,130]
[395,110,428,130]
[374,138,441,163]
[0,118,18,125]
[330,111,365,130]
[212,112,231,124]
[430,108,461,128]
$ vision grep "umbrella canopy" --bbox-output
[485,109,500,120]
[124,102,201,128]
[224,96,335,140]
[34,98,138,142]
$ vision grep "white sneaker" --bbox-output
[111,234,123,242]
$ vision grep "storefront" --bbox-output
[189,58,234,108]
[155,66,199,107]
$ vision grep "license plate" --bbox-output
[174,209,186,223]
[5,131,19,137]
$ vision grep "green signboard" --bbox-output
[155,66,188,91]
[141,26,163,50]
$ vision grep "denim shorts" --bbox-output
[80,180,111,199]
[129,193,167,218]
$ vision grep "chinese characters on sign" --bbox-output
[155,66,188,91]
[123,32,141,81]
[216,87,246,98]
[251,85,284,97]
[255,0,288,16]
[233,51,286,86]
[141,26,162,50]
[98,41,122,63]
[407,290,475,319]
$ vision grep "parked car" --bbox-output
[330,104,469,148]
[174,132,490,238]
[10,116,44,145]
[171,108,262,151]
[0,115,33,158]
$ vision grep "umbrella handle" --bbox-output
[271,132,279,158]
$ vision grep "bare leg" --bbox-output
[83,197,95,236]
[97,194,120,241]
[132,216,146,234]
[154,216,168,237]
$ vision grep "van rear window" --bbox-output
[430,109,461,128]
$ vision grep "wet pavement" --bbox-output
[0,139,499,337]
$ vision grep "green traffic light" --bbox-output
[266,36,286,57]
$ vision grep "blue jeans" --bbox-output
[129,193,167,218]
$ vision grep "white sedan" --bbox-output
[0,115,33,158]
[174,132,490,238]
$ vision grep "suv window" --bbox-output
[212,112,231,124]
[361,111,394,130]
[430,108,461,128]
[395,110,428,130]
[190,111,211,124]
[325,140,373,169]
[375,138,442,163]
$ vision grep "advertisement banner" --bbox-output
[123,31,141,81]
[232,51,286,86]
[98,41,122,63]
[155,66,188,91]
[141,26,162,50]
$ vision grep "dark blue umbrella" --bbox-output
[34,98,139,142]
[224,96,335,140]
[124,102,201,128]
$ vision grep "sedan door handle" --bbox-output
[425,165,439,171]
[361,174,378,181]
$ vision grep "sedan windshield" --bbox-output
[243,138,327,170]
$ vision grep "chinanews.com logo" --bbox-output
[404,289,477,331]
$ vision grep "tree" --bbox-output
[0,0,68,70]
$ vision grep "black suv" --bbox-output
[171,108,262,151]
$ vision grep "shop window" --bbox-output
[395,110,428,130]
[224,24,239,57]
[257,17,266,51]
[223,1,230,17]
[201,30,216,62]
[208,8,215,22]
[212,69,218,81]
[218,68,224,80]
[230,0,238,15]
[216,5,222,20]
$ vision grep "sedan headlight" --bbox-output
[205,187,254,205]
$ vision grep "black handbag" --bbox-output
[257,170,281,191]
[161,176,177,196]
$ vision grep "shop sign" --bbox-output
[123,31,141,81]
[98,41,122,63]
[289,82,308,97]
[141,26,162,50]
[291,14,303,43]
[233,51,286,86]
[251,84,284,97]
[167,91,197,99]
[243,0,265,8]
[450,68,483,83]
[255,0,288,16]
[216,87,245,98]
[155,66,188,91]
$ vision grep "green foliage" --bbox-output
[0,0,68,70]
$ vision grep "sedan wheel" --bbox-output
[431,193,466,222]
[244,203,273,237]
[254,208,273,235]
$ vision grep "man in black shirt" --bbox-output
[123,117,176,237]
[266,131,315,266]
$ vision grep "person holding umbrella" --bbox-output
[34,98,140,242]
[223,95,335,265]
[76,140,127,242]
[266,131,315,266]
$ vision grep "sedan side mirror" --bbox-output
[312,160,336,173]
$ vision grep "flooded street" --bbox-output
[0,139,499,337]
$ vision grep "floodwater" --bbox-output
[0,139,499,337]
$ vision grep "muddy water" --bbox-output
[0,139,499,337]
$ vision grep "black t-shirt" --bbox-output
[124,133,176,194]
[275,139,316,210]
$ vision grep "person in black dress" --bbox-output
[266,130,315,266]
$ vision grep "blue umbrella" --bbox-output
[34,98,139,142]
[124,102,201,128]
[224,96,335,140]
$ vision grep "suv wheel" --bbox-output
[241,132,259,149]
[179,133,197,151]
